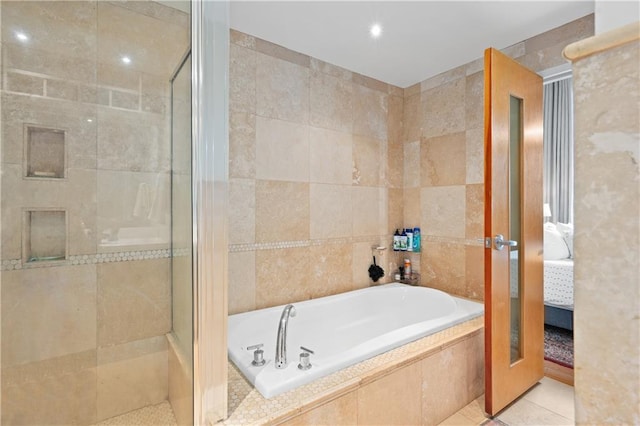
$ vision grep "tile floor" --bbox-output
[92,401,177,426]
[439,377,575,425]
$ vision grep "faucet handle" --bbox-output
[298,346,314,370]
[247,343,265,367]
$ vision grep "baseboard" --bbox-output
[544,359,574,386]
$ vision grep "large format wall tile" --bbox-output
[96,336,168,421]
[353,85,387,140]
[280,391,358,426]
[351,186,380,237]
[310,71,353,133]
[1,164,97,259]
[421,185,466,238]
[255,117,309,182]
[309,127,352,185]
[229,179,256,245]
[420,132,466,187]
[421,332,484,425]
[230,43,257,114]
[228,250,256,315]
[308,244,353,299]
[97,259,170,347]
[256,53,309,124]
[310,184,352,239]
[422,242,466,297]
[229,111,256,179]
[353,135,382,187]
[1,93,97,169]
[255,180,310,243]
[255,247,310,308]
[357,362,422,425]
[422,77,466,139]
[1,350,97,425]
[1,266,97,367]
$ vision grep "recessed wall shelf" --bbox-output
[24,125,66,179]
[23,210,67,263]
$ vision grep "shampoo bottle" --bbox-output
[413,227,421,252]
[393,229,400,251]
[400,229,408,251]
[406,228,414,252]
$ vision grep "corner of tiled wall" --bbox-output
[228,29,405,314]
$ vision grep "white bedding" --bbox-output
[508,252,574,310]
[544,259,574,310]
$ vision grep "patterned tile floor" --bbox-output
[93,401,177,426]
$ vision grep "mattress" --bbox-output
[544,259,574,310]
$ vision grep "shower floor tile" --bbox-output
[93,401,177,426]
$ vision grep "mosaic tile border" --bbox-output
[229,235,393,253]
[1,249,172,271]
[229,234,484,252]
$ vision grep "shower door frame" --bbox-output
[191,1,229,423]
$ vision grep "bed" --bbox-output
[543,258,574,330]
[543,221,574,330]
[509,245,574,331]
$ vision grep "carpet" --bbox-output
[544,324,573,368]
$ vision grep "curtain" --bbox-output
[543,78,574,224]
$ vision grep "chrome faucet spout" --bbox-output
[275,304,296,369]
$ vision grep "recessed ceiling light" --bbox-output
[121,56,132,65]
[15,31,29,42]
[370,23,382,39]
[87,118,93,123]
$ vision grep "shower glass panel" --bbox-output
[0,1,191,424]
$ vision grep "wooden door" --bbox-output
[484,47,544,415]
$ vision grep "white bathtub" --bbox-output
[228,283,483,398]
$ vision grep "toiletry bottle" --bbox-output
[393,229,400,251]
[413,227,421,252]
[400,229,407,251]
[406,228,413,252]
[404,258,411,278]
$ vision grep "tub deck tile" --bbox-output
[222,316,484,426]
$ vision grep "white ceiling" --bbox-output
[230,1,594,88]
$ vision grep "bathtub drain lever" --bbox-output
[247,343,266,367]
[298,346,314,370]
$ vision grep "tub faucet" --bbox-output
[275,304,296,369]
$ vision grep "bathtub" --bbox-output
[228,283,483,398]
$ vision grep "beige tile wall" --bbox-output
[228,30,404,314]
[403,14,594,300]
[567,28,639,425]
[0,1,188,423]
[277,330,484,426]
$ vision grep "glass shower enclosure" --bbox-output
[0,1,194,424]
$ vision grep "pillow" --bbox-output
[555,222,574,258]
[544,223,570,260]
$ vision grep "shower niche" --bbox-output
[23,209,67,263]
[24,125,66,179]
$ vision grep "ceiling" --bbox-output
[230,1,594,88]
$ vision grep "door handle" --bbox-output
[493,234,517,251]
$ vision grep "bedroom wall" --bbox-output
[402,14,594,301]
